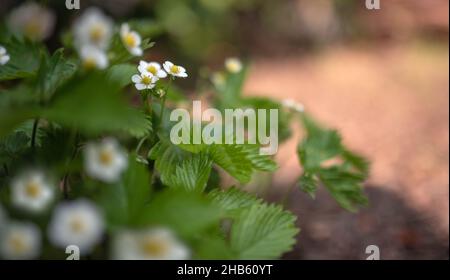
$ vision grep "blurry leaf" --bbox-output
[42,72,151,138]
[298,173,318,199]
[230,203,298,259]
[219,66,248,106]
[36,49,77,101]
[0,37,43,80]
[0,85,37,109]
[193,235,235,260]
[297,114,369,211]
[0,108,38,138]
[0,131,29,164]
[99,156,151,226]
[136,189,222,237]
[128,19,165,38]
[106,63,136,88]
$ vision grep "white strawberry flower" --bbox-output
[132,72,157,91]
[120,23,143,56]
[138,61,167,80]
[84,138,128,183]
[48,200,104,255]
[0,46,10,65]
[0,221,41,260]
[79,45,109,70]
[7,2,55,41]
[225,57,243,73]
[282,99,304,113]
[112,227,190,260]
[163,61,188,78]
[11,171,54,213]
[73,7,113,50]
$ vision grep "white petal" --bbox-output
[146,83,155,90]
[157,70,167,78]
[178,72,188,78]
[0,46,5,55]
[0,55,10,65]
[120,23,129,36]
[163,61,173,73]
[135,83,146,90]
[148,62,161,70]
[177,66,186,73]
[131,74,142,83]
[130,47,143,57]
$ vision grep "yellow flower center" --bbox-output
[124,33,137,48]
[25,181,41,198]
[70,217,86,234]
[99,149,114,166]
[141,75,152,85]
[83,57,97,69]
[89,25,105,43]
[170,65,180,74]
[142,238,168,257]
[24,21,41,40]
[10,235,28,254]
[147,65,157,75]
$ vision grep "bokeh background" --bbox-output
[1,0,448,259]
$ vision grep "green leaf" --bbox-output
[36,49,77,101]
[106,63,136,88]
[208,187,263,214]
[0,108,38,138]
[136,189,222,237]
[297,114,369,211]
[42,72,151,137]
[149,141,212,191]
[99,156,151,226]
[0,37,43,81]
[230,203,298,259]
[220,65,248,106]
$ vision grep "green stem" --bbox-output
[31,118,40,151]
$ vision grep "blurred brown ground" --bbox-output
[241,0,449,259]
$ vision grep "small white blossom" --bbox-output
[79,45,109,70]
[48,200,104,254]
[282,99,304,113]
[138,61,167,80]
[8,2,55,41]
[120,23,143,56]
[84,138,128,183]
[163,61,188,78]
[0,46,10,65]
[112,228,190,260]
[211,72,225,88]
[225,57,243,73]
[0,221,41,260]
[73,7,113,50]
[132,72,157,91]
[11,171,54,213]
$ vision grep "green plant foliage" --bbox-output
[297,115,369,211]
[0,37,43,81]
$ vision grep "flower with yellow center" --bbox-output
[112,228,190,260]
[84,138,128,183]
[7,2,55,41]
[120,23,143,56]
[0,222,41,260]
[48,200,104,255]
[11,171,54,213]
[163,61,188,78]
[131,72,157,91]
[73,7,113,50]
[79,45,108,70]
[0,46,10,66]
[225,57,243,73]
[138,61,167,80]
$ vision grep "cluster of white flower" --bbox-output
[112,227,189,260]
[0,46,10,66]
[132,60,188,91]
[11,170,54,213]
[7,2,55,41]
[73,8,144,70]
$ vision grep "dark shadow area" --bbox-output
[271,185,449,260]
